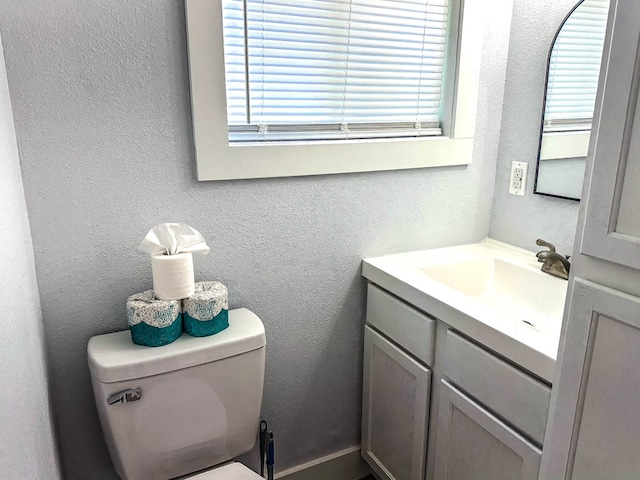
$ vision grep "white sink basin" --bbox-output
[421,256,566,333]
[362,239,569,382]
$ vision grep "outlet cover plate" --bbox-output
[509,161,527,196]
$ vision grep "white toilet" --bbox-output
[87,308,266,480]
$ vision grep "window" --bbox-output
[544,0,609,133]
[185,0,487,181]
[222,0,449,142]
[538,0,609,161]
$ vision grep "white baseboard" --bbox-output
[275,446,371,480]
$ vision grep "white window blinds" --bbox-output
[544,0,609,132]
[222,0,449,142]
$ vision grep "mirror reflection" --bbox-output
[534,0,609,200]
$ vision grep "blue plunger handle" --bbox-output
[259,421,268,476]
[267,431,274,480]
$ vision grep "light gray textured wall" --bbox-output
[0,36,60,480]
[537,157,586,200]
[0,2,508,479]
[489,0,581,256]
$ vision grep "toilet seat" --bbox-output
[188,462,264,480]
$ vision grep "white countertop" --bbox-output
[362,239,568,382]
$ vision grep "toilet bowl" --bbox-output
[87,308,266,480]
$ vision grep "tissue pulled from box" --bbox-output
[139,223,210,256]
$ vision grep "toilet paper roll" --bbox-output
[183,281,229,337]
[151,252,195,300]
[126,290,183,347]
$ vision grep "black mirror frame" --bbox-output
[533,0,587,202]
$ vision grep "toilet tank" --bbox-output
[88,308,266,480]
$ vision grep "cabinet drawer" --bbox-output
[443,330,551,445]
[366,284,436,366]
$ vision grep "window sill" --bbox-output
[195,136,473,181]
[540,131,590,160]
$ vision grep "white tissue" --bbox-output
[139,223,209,300]
[151,253,195,300]
[139,223,210,256]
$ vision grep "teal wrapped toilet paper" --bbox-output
[183,281,229,337]
[126,290,182,347]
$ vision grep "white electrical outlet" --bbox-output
[509,161,528,196]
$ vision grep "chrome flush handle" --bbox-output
[107,388,142,405]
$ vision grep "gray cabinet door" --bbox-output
[580,0,640,270]
[541,280,640,479]
[434,380,541,480]
[362,326,431,480]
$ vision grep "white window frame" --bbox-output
[185,0,483,181]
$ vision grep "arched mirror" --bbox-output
[534,0,610,201]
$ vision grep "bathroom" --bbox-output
[2,0,639,479]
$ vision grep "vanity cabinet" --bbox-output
[362,326,431,480]
[433,381,541,480]
[361,284,549,480]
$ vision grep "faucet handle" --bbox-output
[536,239,556,253]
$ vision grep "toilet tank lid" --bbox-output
[88,308,266,383]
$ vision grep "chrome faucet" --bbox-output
[535,239,571,280]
